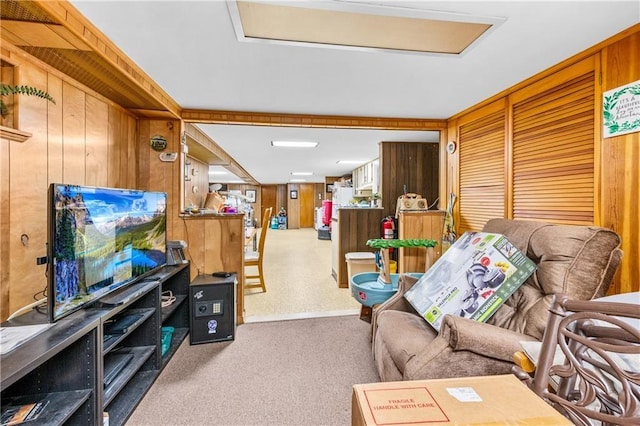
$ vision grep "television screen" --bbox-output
[48,184,167,322]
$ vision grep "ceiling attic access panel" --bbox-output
[228,0,504,56]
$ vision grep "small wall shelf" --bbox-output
[0,125,31,142]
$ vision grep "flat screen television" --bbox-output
[47,184,167,322]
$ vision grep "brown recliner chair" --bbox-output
[372,218,623,382]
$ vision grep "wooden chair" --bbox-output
[512,294,640,425]
[244,207,272,293]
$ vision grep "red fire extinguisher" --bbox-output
[381,216,396,255]
[382,217,395,240]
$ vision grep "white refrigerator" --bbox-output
[331,186,354,219]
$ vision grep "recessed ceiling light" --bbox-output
[271,141,318,148]
[290,178,307,182]
[336,160,367,165]
[290,172,313,176]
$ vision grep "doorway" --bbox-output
[260,185,278,228]
[299,183,317,228]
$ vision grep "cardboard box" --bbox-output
[352,374,572,425]
[404,232,536,330]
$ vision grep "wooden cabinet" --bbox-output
[353,160,378,196]
[398,211,445,273]
[180,214,245,325]
[332,208,385,288]
[0,264,190,426]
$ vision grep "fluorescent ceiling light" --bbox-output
[209,170,228,175]
[336,160,367,165]
[290,172,313,176]
[271,141,318,148]
[290,178,307,182]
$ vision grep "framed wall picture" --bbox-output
[245,189,256,203]
[326,184,333,193]
[290,190,298,199]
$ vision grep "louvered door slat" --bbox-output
[459,110,505,233]
[512,72,595,225]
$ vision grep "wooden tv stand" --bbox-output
[0,263,190,426]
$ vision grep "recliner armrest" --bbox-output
[371,274,421,349]
[374,274,420,316]
[439,314,539,362]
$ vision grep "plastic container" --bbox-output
[350,272,423,307]
[322,200,333,225]
[389,260,397,274]
[345,252,377,286]
[161,326,175,357]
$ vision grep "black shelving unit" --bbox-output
[99,280,161,426]
[0,390,93,425]
[1,263,191,426]
[156,264,190,365]
[1,310,102,425]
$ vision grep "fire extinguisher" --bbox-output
[381,216,396,255]
[382,216,395,240]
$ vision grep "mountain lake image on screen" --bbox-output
[48,184,167,322]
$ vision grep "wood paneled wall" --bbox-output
[446,25,640,294]
[0,44,139,320]
[314,183,325,208]
[179,214,245,324]
[137,119,184,243]
[286,183,300,229]
[600,30,640,294]
[379,142,440,218]
[184,156,210,209]
[334,208,385,287]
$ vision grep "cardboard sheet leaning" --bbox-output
[405,232,536,330]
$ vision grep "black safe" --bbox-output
[189,274,237,344]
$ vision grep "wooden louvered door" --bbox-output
[511,72,595,225]
[458,107,506,233]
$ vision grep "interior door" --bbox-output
[260,185,278,227]
[299,183,316,228]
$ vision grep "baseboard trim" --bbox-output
[244,308,360,323]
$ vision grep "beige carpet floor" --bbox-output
[125,228,378,425]
[126,315,379,426]
[243,228,361,323]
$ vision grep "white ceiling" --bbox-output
[69,0,640,184]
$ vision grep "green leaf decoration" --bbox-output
[366,238,438,249]
[0,83,56,118]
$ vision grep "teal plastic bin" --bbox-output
[350,272,423,307]
[161,326,175,357]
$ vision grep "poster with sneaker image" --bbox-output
[405,232,536,331]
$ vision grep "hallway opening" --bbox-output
[243,228,361,323]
